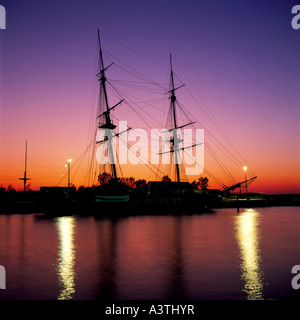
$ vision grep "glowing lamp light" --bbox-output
[65,158,72,187]
[243,166,248,193]
[65,158,72,167]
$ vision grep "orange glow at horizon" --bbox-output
[1,2,299,195]
[1,142,300,194]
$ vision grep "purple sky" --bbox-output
[0,0,299,193]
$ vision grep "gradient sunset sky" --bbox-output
[0,0,299,193]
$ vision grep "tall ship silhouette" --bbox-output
[85,30,257,211]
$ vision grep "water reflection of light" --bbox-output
[56,216,76,300]
[235,209,264,300]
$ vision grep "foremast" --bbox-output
[96,30,119,180]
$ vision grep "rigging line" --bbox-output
[115,102,163,116]
[69,140,95,183]
[159,91,170,131]
[205,126,246,170]
[103,50,165,91]
[108,90,165,116]
[184,85,255,174]
[177,98,253,174]
[177,135,230,188]
[86,144,96,186]
[56,173,67,187]
[202,168,228,189]
[102,66,170,135]
[108,80,164,94]
[205,141,237,185]
[87,91,98,142]
[173,59,255,174]
[55,160,82,188]
[173,58,226,127]
[90,168,98,186]
[113,145,123,178]
[106,79,163,97]
[205,142,233,184]
[204,134,238,184]
[121,125,188,180]
[109,78,166,89]
[100,30,168,71]
[115,79,240,184]
[118,136,165,180]
[205,125,253,175]
[111,116,153,143]
[106,82,166,130]
[179,147,226,187]
[85,40,101,159]
[85,144,97,186]
[175,101,195,126]
[109,79,170,87]
[173,92,234,157]
[30,139,94,185]
[86,131,98,187]
[95,89,165,181]
[169,97,236,183]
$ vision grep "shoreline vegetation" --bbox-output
[0,180,299,215]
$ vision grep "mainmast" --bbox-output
[169,54,181,183]
[159,54,197,183]
[97,29,117,180]
[19,140,30,192]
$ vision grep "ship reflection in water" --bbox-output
[52,211,264,300]
[56,216,76,300]
[0,207,299,300]
[235,209,264,300]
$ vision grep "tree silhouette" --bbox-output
[119,176,136,188]
[7,184,16,192]
[98,172,113,185]
[190,177,209,190]
[197,177,209,190]
[161,175,171,183]
[135,179,147,189]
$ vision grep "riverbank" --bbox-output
[0,189,299,215]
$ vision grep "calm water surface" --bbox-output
[0,207,299,300]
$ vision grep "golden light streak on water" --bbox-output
[56,216,76,300]
[235,208,264,300]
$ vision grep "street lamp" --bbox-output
[65,158,71,188]
[243,166,248,194]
